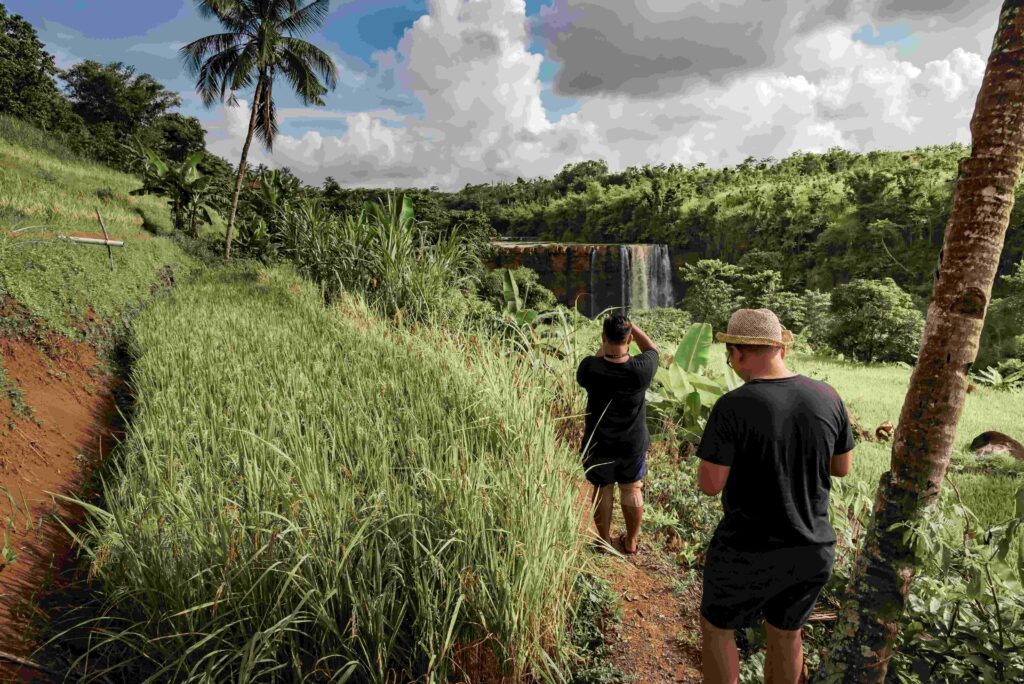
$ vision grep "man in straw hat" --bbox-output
[696,308,855,684]
[576,314,659,555]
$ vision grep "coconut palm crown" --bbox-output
[180,0,338,258]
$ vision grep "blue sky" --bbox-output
[6,0,921,137]
[4,0,1001,188]
[6,0,579,136]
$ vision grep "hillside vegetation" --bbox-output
[0,115,200,337]
[65,267,586,681]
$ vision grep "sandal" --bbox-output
[618,533,639,555]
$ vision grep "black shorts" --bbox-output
[583,450,647,486]
[700,542,834,631]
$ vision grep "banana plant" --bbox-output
[646,322,743,443]
[500,268,540,326]
[131,148,222,237]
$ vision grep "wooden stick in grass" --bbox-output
[95,207,114,271]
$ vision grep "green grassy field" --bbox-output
[69,266,587,682]
[0,116,200,336]
[789,353,1024,529]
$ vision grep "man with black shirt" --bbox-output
[697,308,855,684]
[576,315,658,554]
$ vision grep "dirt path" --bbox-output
[0,333,118,681]
[572,472,704,682]
[603,546,703,683]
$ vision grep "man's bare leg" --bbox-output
[592,484,614,546]
[701,617,739,684]
[765,623,803,684]
[619,481,643,552]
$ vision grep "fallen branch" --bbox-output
[0,649,59,675]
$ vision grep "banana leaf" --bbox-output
[675,323,713,372]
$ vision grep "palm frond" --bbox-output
[195,0,252,33]
[279,0,331,37]
[179,32,246,75]
[280,36,338,96]
[254,77,278,150]
[193,45,250,106]
[227,42,260,93]
[277,48,327,106]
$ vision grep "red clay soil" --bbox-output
[0,334,118,681]
[601,541,704,682]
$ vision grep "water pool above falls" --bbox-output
[489,242,676,317]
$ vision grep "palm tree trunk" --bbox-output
[225,77,264,260]
[816,2,1024,681]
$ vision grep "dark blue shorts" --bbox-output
[583,450,647,486]
[701,542,834,631]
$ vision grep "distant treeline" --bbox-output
[325,151,1024,303]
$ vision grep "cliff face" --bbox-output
[489,242,675,317]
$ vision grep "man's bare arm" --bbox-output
[698,460,730,496]
[630,323,657,353]
[831,450,853,477]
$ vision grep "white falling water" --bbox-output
[589,247,598,317]
[648,244,675,308]
[620,246,631,314]
[619,244,674,313]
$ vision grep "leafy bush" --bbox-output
[736,269,808,331]
[681,261,807,333]
[801,290,834,349]
[646,323,742,444]
[628,307,693,342]
[680,259,740,330]
[480,266,557,313]
[971,359,1024,391]
[881,488,1024,682]
[827,278,924,362]
[978,260,1024,367]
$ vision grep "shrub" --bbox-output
[679,259,740,331]
[828,278,925,362]
[801,290,834,348]
[480,266,557,313]
[628,307,693,343]
[978,260,1024,367]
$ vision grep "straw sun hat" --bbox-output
[715,308,794,348]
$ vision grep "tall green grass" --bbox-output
[0,120,198,335]
[68,267,585,682]
[278,195,486,326]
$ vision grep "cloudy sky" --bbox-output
[7,0,1003,189]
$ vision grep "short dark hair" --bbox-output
[603,314,631,344]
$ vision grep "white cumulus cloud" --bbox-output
[203,0,1000,189]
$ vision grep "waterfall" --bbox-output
[631,246,649,312]
[648,244,674,308]
[489,241,674,318]
[589,247,597,317]
[620,246,631,315]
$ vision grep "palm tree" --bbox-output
[180,0,337,258]
[816,1,1024,681]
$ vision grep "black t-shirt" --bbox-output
[697,374,855,551]
[576,350,659,460]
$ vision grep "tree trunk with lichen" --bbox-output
[815,2,1024,681]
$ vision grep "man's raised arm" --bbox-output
[630,322,657,353]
